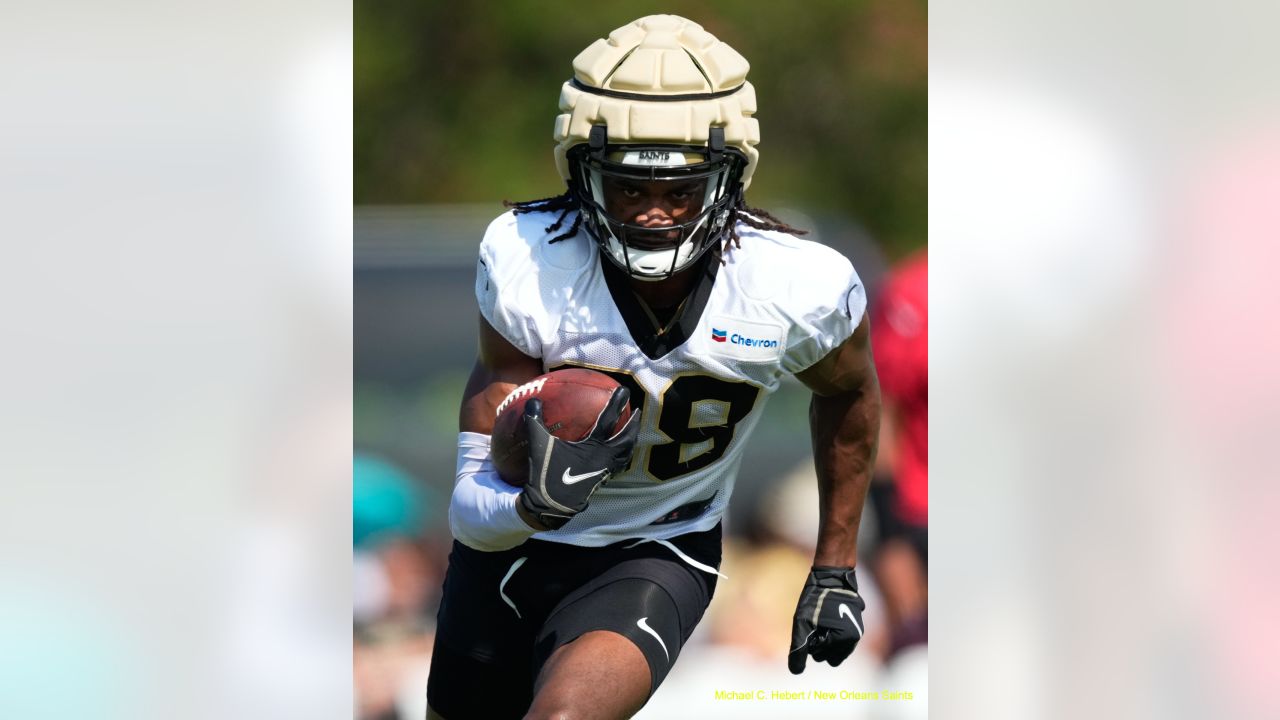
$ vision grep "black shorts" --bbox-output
[426,525,722,720]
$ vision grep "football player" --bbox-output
[427,15,880,720]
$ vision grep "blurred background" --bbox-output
[354,3,927,719]
[6,1,1279,719]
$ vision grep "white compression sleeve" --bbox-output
[448,432,539,551]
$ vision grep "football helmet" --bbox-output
[553,15,761,280]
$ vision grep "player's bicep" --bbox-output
[458,314,544,434]
[795,313,877,397]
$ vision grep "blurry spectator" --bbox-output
[353,454,445,719]
[869,251,928,657]
[707,540,815,661]
[353,454,443,625]
[354,454,425,548]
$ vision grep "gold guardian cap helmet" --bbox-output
[552,15,762,280]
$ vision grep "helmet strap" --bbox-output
[588,124,608,162]
[708,126,725,164]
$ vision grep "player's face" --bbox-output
[602,177,704,247]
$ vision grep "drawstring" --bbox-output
[498,556,528,618]
[623,538,728,579]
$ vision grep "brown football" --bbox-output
[490,368,632,487]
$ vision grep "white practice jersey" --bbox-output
[476,209,866,546]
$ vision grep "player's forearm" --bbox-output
[449,433,542,550]
[809,378,880,567]
[458,361,523,435]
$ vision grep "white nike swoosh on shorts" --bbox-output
[636,616,669,662]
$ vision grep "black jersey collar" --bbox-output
[600,251,721,361]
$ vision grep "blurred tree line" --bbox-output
[355,0,926,257]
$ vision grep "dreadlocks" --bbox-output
[726,201,808,256]
[504,189,808,256]
[503,190,582,244]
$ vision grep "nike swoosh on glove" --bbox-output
[518,389,641,530]
[788,566,866,674]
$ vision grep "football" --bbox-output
[490,368,632,487]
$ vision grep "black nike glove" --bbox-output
[518,389,641,530]
[788,566,866,674]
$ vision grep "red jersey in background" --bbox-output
[871,252,928,526]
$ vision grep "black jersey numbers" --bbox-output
[549,363,760,482]
[648,375,760,481]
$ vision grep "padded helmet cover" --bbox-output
[553,14,761,190]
